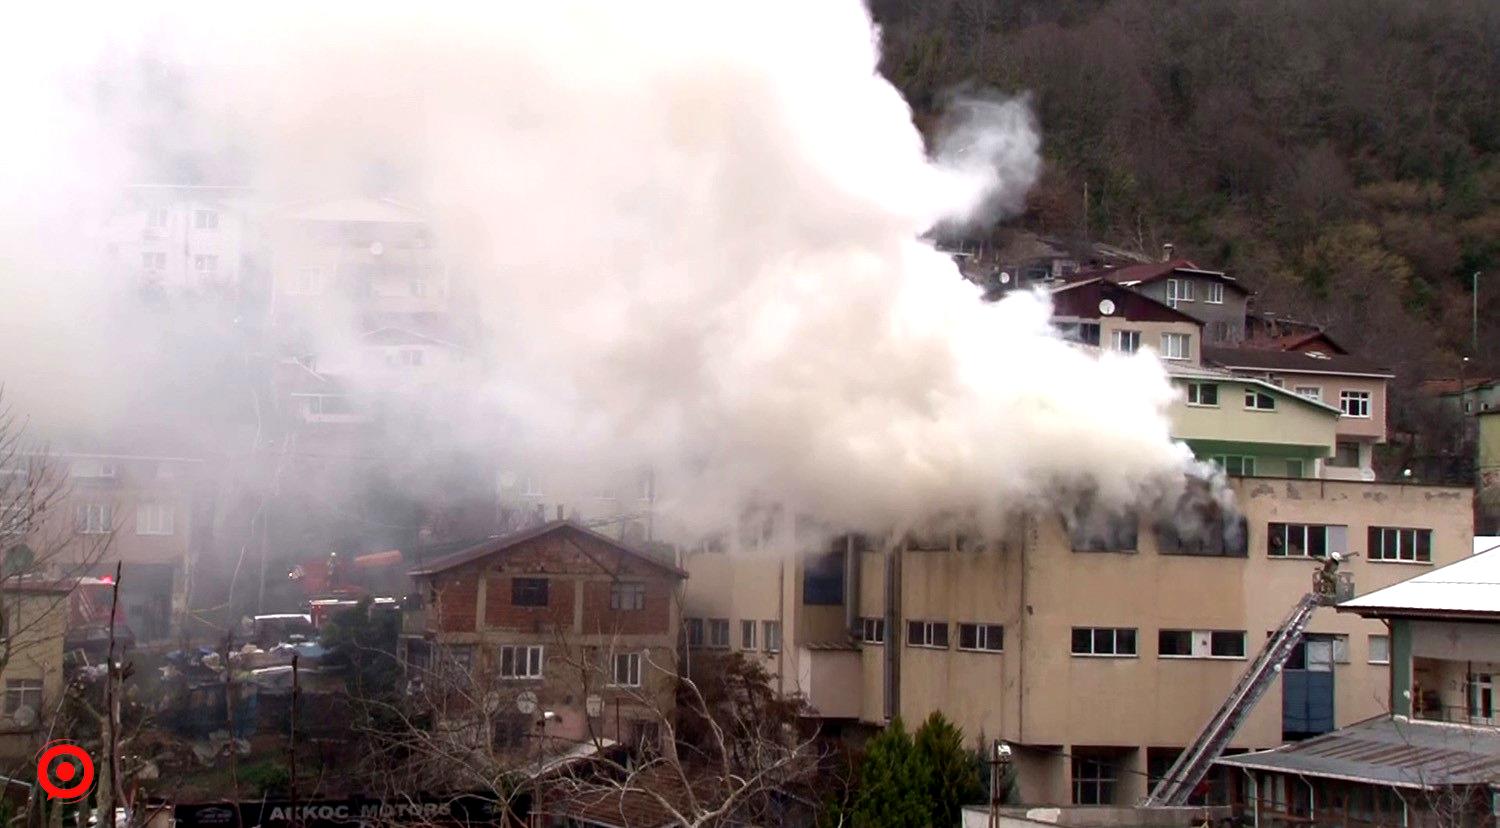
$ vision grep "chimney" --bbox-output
[556,504,565,521]
[1162,243,1175,262]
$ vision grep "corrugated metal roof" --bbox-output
[1340,547,1500,617]
[1216,716,1500,788]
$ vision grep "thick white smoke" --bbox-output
[0,2,1198,542]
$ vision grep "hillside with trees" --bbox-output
[873,0,1500,426]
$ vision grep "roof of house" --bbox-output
[1051,278,1205,326]
[1339,546,1500,619]
[1419,378,1500,397]
[1067,258,1249,293]
[1201,346,1393,379]
[1166,363,1345,416]
[281,197,426,224]
[407,520,687,579]
[1215,716,1500,788]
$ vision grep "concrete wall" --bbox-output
[1480,413,1500,535]
[1169,380,1336,453]
[1098,318,1202,365]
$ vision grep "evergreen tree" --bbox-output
[850,717,930,827]
[914,712,986,826]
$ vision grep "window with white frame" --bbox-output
[411,279,428,297]
[1166,279,1194,307]
[499,644,544,679]
[861,617,885,644]
[193,209,219,230]
[740,619,757,650]
[1268,523,1347,558]
[707,618,731,648]
[396,348,424,367]
[135,503,174,535]
[1368,527,1433,562]
[762,620,781,652]
[1211,455,1256,477]
[1368,634,1390,664]
[1244,389,1276,410]
[1158,629,1246,658]
[1186,382,1219,406]
[74,503,112,534]
[907,620,949,649]
[1071,627,1137,657]
[1340,390,1371,418]
[147,208,169,229]
[957,623,1004,652]
[193,254,218,276]
[1160,332,1191,360]
[611,652,642,687]
[610,582,645,611]
[1111,329,1141,353]
[141,251,166,271]
[1294,386,1322,401]
[1206,282,1225,304]
[520,476,544,498]
[4,679,41,716]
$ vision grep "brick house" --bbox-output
[402,520,686,754]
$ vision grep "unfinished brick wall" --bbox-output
[579,580,672,635]
[433,574,478,632]
[484,573,576,631]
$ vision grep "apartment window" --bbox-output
[1329,441,1361,468]
[135,503,175,536]
[611,652,642,687]
[1340,390,1371,418]
[70,460,117,479]
[141,251,166,271]
[1166,279,1194,307]
[957,623,1004,653]
[511,577,549,607]
[1072,754,1118,805]
[860,617,885,644]
[1268,523,1346,558]
[193,254,218,276]
[907,620,949,649]
[1294,386,1322,402]
[4,679,41,716]
[499,644,543,680]
[1111,329,1141,354]
[1056,321,1102,347]
[193,209,218,229]
[411,279,428,297]
[740,620,757,650]
[1071,627,1137,657]
[707,618,731,648]
[1211,455,1256,477]
[686,618,704,648]
[1186,383,1219,407]
[1206,282,1225,304]
[1368,634,1390,665]
[1368,527,1433,563]
[762,620,781,653]
[521,476,544,498]
[609,582,645,611]
[1160,333,1191,361]
[147,207,169,229]
[1244,389,1276,410]
[74,503,112,535]
[1158,630,1246,659]
[398,348,424,367]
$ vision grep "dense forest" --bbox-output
[872,0,1500,415]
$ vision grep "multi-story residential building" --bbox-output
[1064,255,1252,345]
[101,184,258,296]
[0,581,69,767]
[1215,548,1500,827]
[401,520,685,755]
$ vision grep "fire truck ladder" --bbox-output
[1143,590,1324,807]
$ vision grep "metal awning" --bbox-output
[1216,716,1500,789]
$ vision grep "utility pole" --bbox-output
[288,652,299,828]
[103,562,123,828]
[988,741,1012,828]
[1474,271,1482,355]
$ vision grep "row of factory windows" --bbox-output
[1072,516,1433,563]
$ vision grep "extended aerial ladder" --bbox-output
[1143,555,1353,807]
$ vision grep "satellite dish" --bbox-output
[483,691,502,715]
[516,690,538,715]
[1098,299,1117,316]
[999,271,1012,284]
[369,241,384,256]
[11,705,35,727]
[585,694,603,718]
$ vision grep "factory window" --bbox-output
[1368,635,1390,665]
[1072,753,1119,805]
[1206,283,1225,304]
[1186,382,1219,407]
[610,652,642,688]
[610,582,646,611]
[1340,390,1371,418]
[907,620,949,649]
[1244,389,1276,410]
[1067,506,1138,553]
[1111,329,1141,354]
[74,503,112,535]
[1159,630,1246,659]
[4,680,41,716]
[1160,333,1191,361]
[686,618,704,648]
[762,621,781,653]
[1368,527,1433,563]
[861,617,885,644]
[1268,523,1347,558]
[740,620,757,650]
[511,577,549,607]
[1071,627,1137,657]
[957,623,1004,653]
[707,618,731,648]
[193,209,219,229]
[499,645,543,680]
[135,503,174,536]
[803,546,845,605]
[141,251,166,271]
